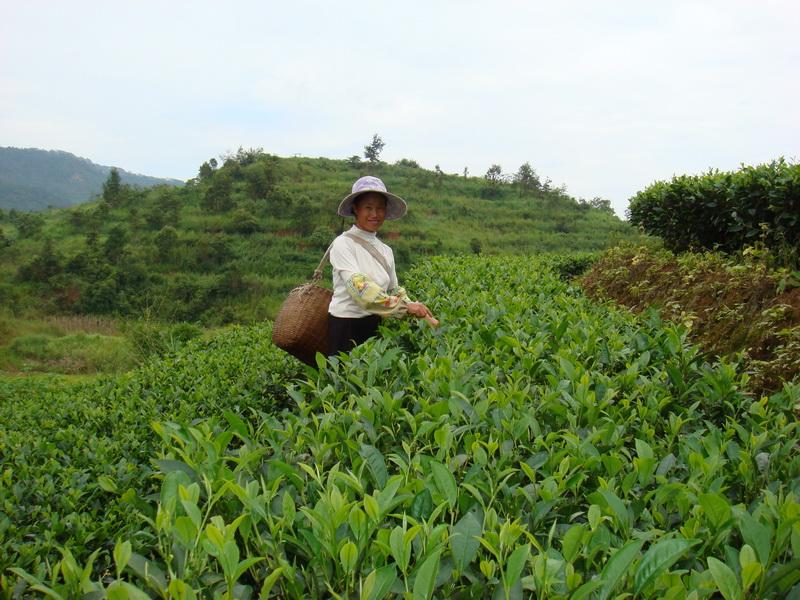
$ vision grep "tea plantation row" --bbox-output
[2,255,799,598]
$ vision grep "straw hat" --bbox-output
[337,176,407,220]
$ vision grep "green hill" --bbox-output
[0,149,639,326]
[0,147,182,210]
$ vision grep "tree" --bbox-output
[514,162,541,197]
[242,158,278,199]
[17,238,62,282]
[589,197,614,213]
[14,212,45,238]
[395,158,420,168]
[198,161,215,181]
[103,168,123,206]
[434,165,444,190]
[154,226,179,261]
[202,175,235,212]
[364,134,385,164]
[482,164,504,198]
[104,225,128,263]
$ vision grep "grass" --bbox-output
[0,331,135,375]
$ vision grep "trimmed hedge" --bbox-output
[627,159,800,255]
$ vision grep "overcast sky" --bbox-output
[2,0,798,217]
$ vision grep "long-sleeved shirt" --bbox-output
[328,225,410,318]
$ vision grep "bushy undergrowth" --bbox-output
[3,255,799,598]
[580,244,800,393]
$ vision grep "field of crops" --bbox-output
[2,255,799,598]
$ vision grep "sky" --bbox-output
[1,0,798,218]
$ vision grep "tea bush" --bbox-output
[0,323,304,581]
[628,158,800,258]
[3,255,799,598]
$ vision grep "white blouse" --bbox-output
[328,226,401,318]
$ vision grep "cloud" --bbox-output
[2,0,798,217]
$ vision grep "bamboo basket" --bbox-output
[272,245,332,367]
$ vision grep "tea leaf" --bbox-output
[113,539,132,579]
[361,564,397,600]
[412,549,442,600]
[634,537,698,594]
[598,489,630,533]
[98,475,118,494]
[707,557,743,600]
[505,543,530,587]
[450,510,482,572]
[699,492,731,529]
[569,579,604,600]
[561,524,586,563]
[259,567,284,600]
[597,539,643,600]
[410,488,433,520]
[340,541,358,574]
[738,511,773,565]
[430,460,457,509]
[360,444,388,489]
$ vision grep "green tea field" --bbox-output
[1,255,799,599]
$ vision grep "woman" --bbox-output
[328,175,438,356]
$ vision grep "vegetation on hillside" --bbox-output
[627,158,800,262]
[0,147,182,211]
[2,255,798,598]
[0,149,636,330]
[580,244,800,395]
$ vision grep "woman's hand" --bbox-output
[407,302,439,327]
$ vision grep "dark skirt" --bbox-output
[328,314,381,356]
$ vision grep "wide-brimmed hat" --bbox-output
[337,176,407,220]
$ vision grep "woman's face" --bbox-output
[352,193,387,233]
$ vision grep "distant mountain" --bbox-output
[0,147,183,211]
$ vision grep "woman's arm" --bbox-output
[346,273,409,317]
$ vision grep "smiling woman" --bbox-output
[327,176,438,355]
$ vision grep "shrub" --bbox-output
[628,158,800,259]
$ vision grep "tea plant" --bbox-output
[3,255,799,598]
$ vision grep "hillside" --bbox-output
[580,243,800,393]
[0,150,639,330]
[0,147,182,210]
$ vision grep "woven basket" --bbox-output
[272,283,332,366]
[272,244,334,367]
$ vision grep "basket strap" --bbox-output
[343,232,391,278]
[312,242,335,283]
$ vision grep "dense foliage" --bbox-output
[0,324,304,584]
[2,255,798,598]
[627,159,800,258]
[580,244,800,394]
[0,147,181,211]
[0,150,635,328]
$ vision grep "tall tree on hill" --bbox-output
[482,164,504,198]
[202,175,235,212]
[514,162,541,197]
[103,168,123,206]
[104,225,128,263]
[364,134,385,164]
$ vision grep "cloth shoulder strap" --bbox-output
[343,231,391,277]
